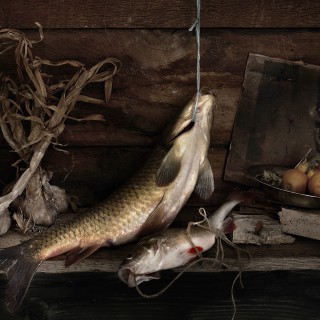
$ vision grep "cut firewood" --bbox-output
[279,207,320,241]
[232,213,295,245]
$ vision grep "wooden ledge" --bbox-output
[1,227,320,274]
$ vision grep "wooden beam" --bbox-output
[1,0,320,29]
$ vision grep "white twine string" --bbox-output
[189,0,201,121]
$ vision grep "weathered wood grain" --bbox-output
[1,271,320,320]
[31,254,320,274]
[0,224,319,273]
[0,211,318,275]
[225,54,320,185]
[0,145,233,207]
[232,213,296,245]
[1,0,320,29]
[279,208,320,240]
[1,29,320,147]
[0,1,319,284]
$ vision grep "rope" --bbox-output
[189,0,201,121]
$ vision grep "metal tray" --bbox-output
[246,164,320,209]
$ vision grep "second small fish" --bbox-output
[118,190,254,287]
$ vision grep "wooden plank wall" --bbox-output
[2,271,320,320]
[1,0,320,210]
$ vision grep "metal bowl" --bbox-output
[246,164,320,209]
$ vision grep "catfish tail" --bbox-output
[209,189,256,230]
[0,243,42,313]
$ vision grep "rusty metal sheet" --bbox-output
[224,53,320,185]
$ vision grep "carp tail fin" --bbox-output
[0,243,42,313]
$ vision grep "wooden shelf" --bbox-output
[1,225,320,275]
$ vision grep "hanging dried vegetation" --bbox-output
[0,23,120,235]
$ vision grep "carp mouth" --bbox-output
[164,92,215,144]
[169,120,195,143]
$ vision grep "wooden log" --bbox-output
[232,213,296,245]
[1,0,320,29]
[279,207,320,240]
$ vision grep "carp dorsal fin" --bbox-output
[156,145,182,187]
[65,244,101,267]
[194,157,215,200]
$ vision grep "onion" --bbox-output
[281,169,308,194]
[307,168,318,179]
[308,171,320,196]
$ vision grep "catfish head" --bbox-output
[118,237,165,288]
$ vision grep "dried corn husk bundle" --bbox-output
[0,23,120,234]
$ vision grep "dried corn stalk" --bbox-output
[0,23,120,234]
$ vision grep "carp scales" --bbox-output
[118,190,254,288]
[0,91,216,312]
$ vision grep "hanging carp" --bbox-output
[0,91,216,312]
